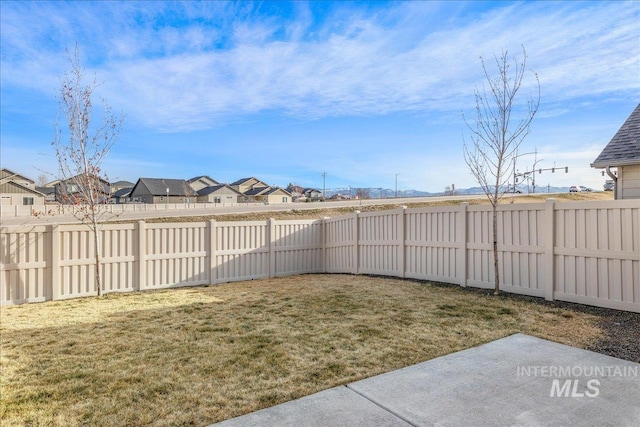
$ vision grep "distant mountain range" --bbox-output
[324,185,572,199]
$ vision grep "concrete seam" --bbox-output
[345,385,419,427]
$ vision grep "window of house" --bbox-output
[23,197,34,205]
[214,196,221,203]
[282,197,288,203]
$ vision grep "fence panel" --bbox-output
[214,221,269,283]
[273,220,323,276]
[405,206,461,284]
[497,204,546,297]
[358,209,402,276]
[100,224,137,294]
[466,206,494,289]
[553,201,639,311]
[144,222,208,290]
[0,225,49,304]
[324,214,357,273]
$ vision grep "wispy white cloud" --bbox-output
[1,1,637,133]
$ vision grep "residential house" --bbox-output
[230,177,291,204]
[129,178,197,204]
[591,104,640,199]
[36,186,57,203]
[243,186,292,204]
[112,187,133,204]
[53,174,111,204]
[110,180,135,192]
[188,175,220,192]
[303,188,323,201]
[0,168,45,206]
[229,177,270,195]
[286,184,306,202]
[196,184,241,204]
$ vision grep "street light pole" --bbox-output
[166,187,169,209]
[395,173,399,198]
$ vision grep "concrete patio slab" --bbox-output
[212,334,640,426]
[213,385,411,427]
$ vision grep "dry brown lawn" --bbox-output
[137,191,613,223]
[0,274,611,426]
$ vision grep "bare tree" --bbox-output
[52,46,124,296]
[354,188,371,199]
[36,173,49,187]
[463,47,539,295]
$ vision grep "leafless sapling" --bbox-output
[463,46,540,295]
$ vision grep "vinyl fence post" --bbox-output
[458,203,468,287]
[269,218,276,278]
[398,206,407,277]
[353,211,360,274]
[544,199,556,301]
[136,220,146,291]
[209,219,217,284]
[50,224,60,301]
[322,217,330,273]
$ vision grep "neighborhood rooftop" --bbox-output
[591,103,640,168]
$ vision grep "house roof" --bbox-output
[243,186,271,196]
[111,180,134,187]
[591,104,640,168]
[229,177,254,186]
[229,177,270,187]
[132,178,198,196]
[112,187,133,197]
[36,186,56,195]
[0,168,34,184]
[262,187,292,196]
[188,175,219,185]
[196,184,241,196]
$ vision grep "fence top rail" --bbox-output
[358,208,405,218]
[273,219,323,226]
[146,222,207,230]
[552,199,640,210]
[406,205,466,214]
[0,224,49,233]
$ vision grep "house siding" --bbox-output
[620,164,640,199]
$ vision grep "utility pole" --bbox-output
[395,173,399,198]
[322,172,326,200]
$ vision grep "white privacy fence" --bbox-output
[1,200,639,312]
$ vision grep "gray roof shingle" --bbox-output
[591,104,640,167]
[135,178,198,196]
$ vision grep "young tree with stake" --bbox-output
[52,46,124,296]
[463,47,539,295]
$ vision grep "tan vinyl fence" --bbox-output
[0,202,266,218]
[1,200,639,312]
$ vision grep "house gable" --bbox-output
[0,168,36,188]
[0,181,45,196]
[591,104,640,168]
[230,177,269,194]
[188,175,220,192]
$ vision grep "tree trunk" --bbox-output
[492,204,500,295]
[92,217,102,297]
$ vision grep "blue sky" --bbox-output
[1,1,638,193]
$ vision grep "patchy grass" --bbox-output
[0,274,615,426]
